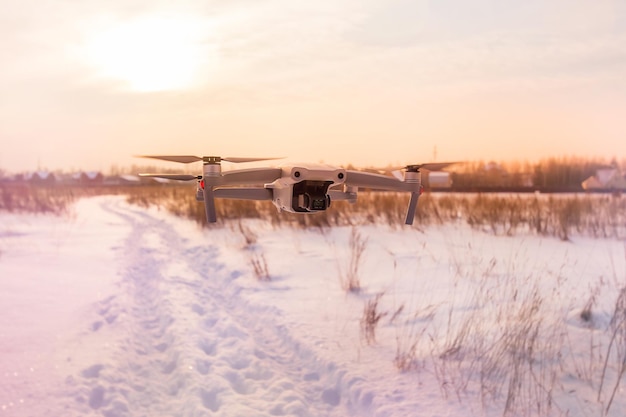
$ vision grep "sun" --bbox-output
[85,16,213,92]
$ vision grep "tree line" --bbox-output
[446,156,624,192]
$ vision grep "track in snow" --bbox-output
[63,199,374,417]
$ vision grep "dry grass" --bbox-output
[237,220,258,247]
[598,287,626,415]
[0,184,75,214]
[387,248,571,416]
[124,186,626,240]
[4,184,624,241]
[250,252,271,282]
[361,292,387,345]
[393,304,434,373]
[380,245,626,417]
[338,228,368,293]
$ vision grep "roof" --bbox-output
[25,171,56,181]
[582,168,626,190]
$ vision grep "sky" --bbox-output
[1,0,625,173]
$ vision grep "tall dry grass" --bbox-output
[125,186,626,240]
[382,247,574,416]
[0,184,75,214]
[3,184,625,240]
[338,227,368,292]
[380,237,626,416]
[598,287,626,415]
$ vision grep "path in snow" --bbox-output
[62,199,374,417]
[9,196,619,417]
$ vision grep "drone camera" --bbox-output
[292,180,333,212]
[296,194,330,211]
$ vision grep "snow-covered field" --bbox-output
[1,196,625,417]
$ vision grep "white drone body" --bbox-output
[139,156,454,225]
[265,164,348,213]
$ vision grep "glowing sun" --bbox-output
[86,16,213,92]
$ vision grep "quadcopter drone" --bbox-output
[138,156,454,225]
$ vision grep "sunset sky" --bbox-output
[1,0,625,172]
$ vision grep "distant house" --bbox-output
[25,171,56,185]
[425,171,452,189]
[73,171,104,185]
[582,168,626,191]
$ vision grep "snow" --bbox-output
[1,195,625,416]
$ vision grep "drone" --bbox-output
[138,155,455,225]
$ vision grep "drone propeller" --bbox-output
[137,155,282,164]
[139,173,201,181]
[364,161,459,174]
[404,162,459,172]
[391,170,404,181]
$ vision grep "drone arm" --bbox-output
[199,168,281,223]
[213,187,273,201]
[344,170,410,192]
[219,168,283,186]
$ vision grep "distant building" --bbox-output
[425,171,452,189]
[73,171,104,185]
[582,168,626,191]
[25,171,56,185]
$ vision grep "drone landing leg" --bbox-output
[404,191,420,225]
[203,188,217,223]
